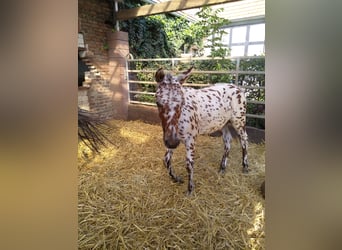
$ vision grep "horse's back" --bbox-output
[212,83,246,111]
[184,84,245,134]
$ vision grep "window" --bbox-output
[219,22,265,57]
[247,44,264,56]
[221,32,230,45]
[231,26,247,43]
[249,23,265,42]
[231,46,245,57]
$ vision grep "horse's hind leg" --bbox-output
[231,118,249,173]
[219,123,232,174]
[164,149,183,183]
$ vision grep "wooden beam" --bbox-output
[116,0,242,21]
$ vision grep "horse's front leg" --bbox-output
[164,148,183,183]
[185,138,195,195]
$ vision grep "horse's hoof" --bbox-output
[186,184,194,196]
[242,168,249,174]
[219,168,226,174]
[173,176,184,184]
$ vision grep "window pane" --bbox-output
[247,44,264,56]
[249,23,265,42]
[221,29,230,45]
[231,26,246,43]
[231,45,245,56]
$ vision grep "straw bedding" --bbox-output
[78,119,265,249]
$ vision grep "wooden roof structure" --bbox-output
[116,0,243,21]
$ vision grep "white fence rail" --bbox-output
[126,56,265,121]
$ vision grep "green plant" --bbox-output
[238,57,265,129]
[183,7,230,58]
[119,0,190,58]
[102,42,109,51]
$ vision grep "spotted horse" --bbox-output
[155,67,249,195]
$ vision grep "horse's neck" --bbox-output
[182,88,201,117]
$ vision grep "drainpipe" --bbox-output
[114,0,119,31]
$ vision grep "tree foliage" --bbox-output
[183,7,230,57]
[118,1,230,59]
[119,0,190,58]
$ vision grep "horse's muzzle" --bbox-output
[164,137,180,149]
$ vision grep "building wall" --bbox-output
[78,87,90,110]
[78,0,112,69]
[78,0,118,119]
[87,80,114,119]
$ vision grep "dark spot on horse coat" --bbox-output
[237,94,242,104]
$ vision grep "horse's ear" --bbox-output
[155,68,165,83]
[178,66,194,84]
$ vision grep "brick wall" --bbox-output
[78,87,90,111]
[88,80,114,119]
[107,31,129,120]
[78,0,113,119]
[78,0,112,70]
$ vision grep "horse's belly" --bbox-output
[198,109,232,134]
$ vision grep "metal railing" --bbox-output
[125,56,265,121]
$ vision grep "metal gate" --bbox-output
[125,56,265,127]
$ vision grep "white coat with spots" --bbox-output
[155,67,249,195]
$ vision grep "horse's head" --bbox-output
[155,67,193,148]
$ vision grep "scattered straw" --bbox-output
[79,119,265,249]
